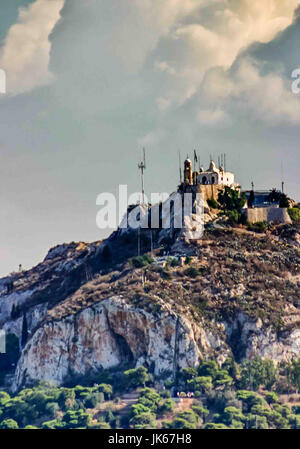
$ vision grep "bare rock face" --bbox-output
[13,296,207,390]
[225,312,300,363]
[12,297,300,391]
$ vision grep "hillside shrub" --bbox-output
[288,208,300,222]
[158,399,175,415]
[130,255,154,268]
[207,198,219,209]
[0,418,19,429]
[185,267,201,278]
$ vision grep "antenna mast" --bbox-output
[179,151,182,184]
[138,148,146,205]
[194,150,198,173]
[281,161,284,193]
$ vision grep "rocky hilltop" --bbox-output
[0,211,299,392]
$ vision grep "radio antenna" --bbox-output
[138,148,146,205]
[179,150,182,184]
[281,161,284,193]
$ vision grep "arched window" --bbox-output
[202,176,207,184]
[211,176,215,185]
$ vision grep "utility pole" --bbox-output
[138,148,146,205]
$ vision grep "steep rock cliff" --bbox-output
[0,223,299,391]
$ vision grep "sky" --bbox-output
[0,0,299,276]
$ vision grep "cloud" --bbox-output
[196,57,300,125]
[0,0,65,95]
[197,107,228,125]
[147,0,300,107]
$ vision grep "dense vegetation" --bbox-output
[1,358,300,429]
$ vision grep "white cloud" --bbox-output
[197,107,228,125]
[195,57,300,125]
[232,58,300,124]
[148,0,300,107]
[0,0,65,95]
[156,97,171,111]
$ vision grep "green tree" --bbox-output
[222,406,245,425]
[181,367,198,381]
[0,418,19,429]
[137,388,161,412]
[265,392,278,404]
[287,358,300,392]
[289,414,300,429]
[130,403,151,418]
[236,391,266,412]
[45,402,60,418]
[267,188,282,204]
[0,391,10,406]
[158,399,175,416]
[279,193,290,208]
[42,419,64,429]
[240,357,277,391]
[59,388,76,410]
[204,423,228,429]
[123,367,149,389]
[187,376,213,392]
[218,186,246,223]
[98,383,113,399]
[245,414,268,429]
[222,358,240,381]
[198,360,219,378]
[191,405,209,421]
[214,370,233,388]
[167,411,199,429]
[130,411,156,429]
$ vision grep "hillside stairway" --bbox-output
[118,391,140,416]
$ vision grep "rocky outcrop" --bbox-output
[12,297,300,391]
[226,312,300,363]
[0,220,299,391]
[13,296,209,390]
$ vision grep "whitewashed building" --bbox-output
[197,161,235,187]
